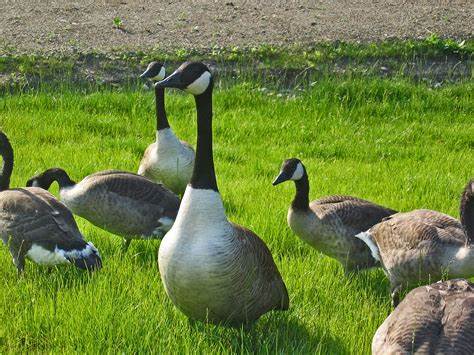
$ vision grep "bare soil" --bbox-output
[0,0,472,55]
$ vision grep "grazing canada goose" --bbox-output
[373,278,474,355]
[273,158,397,272]
[0,132,101,273]
[138,61,195,195]
[356,179,474,306]
[26,168,180,250]
[156,62,289,326]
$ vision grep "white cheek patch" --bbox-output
[291,162,304,181]
[152,66,166,81]
[185,71,211,95]
[31,180,40,187]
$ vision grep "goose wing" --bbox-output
[231,223,289,311]
[364,209,466,272]
[82,171,180,215]
[137,142,157,175]
[371,210,466,252]
[312,195,397,233]
[373,279,474,354]
[0,188,88,251]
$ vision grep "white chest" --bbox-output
[159,188,232,276]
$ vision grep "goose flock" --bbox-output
[1,61,473,353]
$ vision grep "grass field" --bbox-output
[0,76,473,353]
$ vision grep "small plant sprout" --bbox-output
[113,16,124,30]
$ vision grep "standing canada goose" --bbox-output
[156,62,289,326]
[273,158,397,272]
[356,179,474,306]
[26,168,180,250]
[138,62,195,195]
[0,132,101,273]
[373,278,474,355]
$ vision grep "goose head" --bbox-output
[140,62,166,82]
[26,168,73,190]
[272,158,306,185]
[155,61,212,95]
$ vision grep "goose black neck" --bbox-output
[292,172,310,211]
[155,87,170,131]
[190,87,218,191]
[0,134,14,191]
[48,169,76,190]
[460,185,474,244]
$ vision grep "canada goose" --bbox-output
[356,179,474,306]
[138,62,195,195]
[155,62,289,326]
[373,278,474,355]
[0,132,101,273]
[273,158,397,272]
[26,168,180,250]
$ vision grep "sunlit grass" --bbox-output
[0,77,473,353]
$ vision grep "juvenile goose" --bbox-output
[273,158,397,271]
[26,168,180,250]
[138,62,195,195]
[356,180,474,306]
[0,132,101,273]
[373,279,474,355]
[156,62,289,326]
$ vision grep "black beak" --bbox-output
[25,178,34,187]
[155,70,185,90]
[272,171,290,186]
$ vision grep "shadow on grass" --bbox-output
[188,312,347,354]
[346,267,391,306]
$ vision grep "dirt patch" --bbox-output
[0,1,472,55]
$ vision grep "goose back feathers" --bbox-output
[356,180,474,305]
[156,62,288,325]
[0,132,101,272]
[27,168,180,240]
[373,279,474,355]
[273,158,397,271]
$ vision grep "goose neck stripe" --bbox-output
[155,87,170,131]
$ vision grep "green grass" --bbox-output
[1,37,472,94]
[0,77,473,353]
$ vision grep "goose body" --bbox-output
[156,62,288,325]
[273,159,397,271]
[138,62,195,195]
[356,180,474,305]
[0,132,101,273]
[27,168,180,247]
[373,278,474,355]
[160,188,288,324]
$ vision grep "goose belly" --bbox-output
[159,231,256,323]
[382,246,458,286]
[288,210,366,264]
[148,154,193,193]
